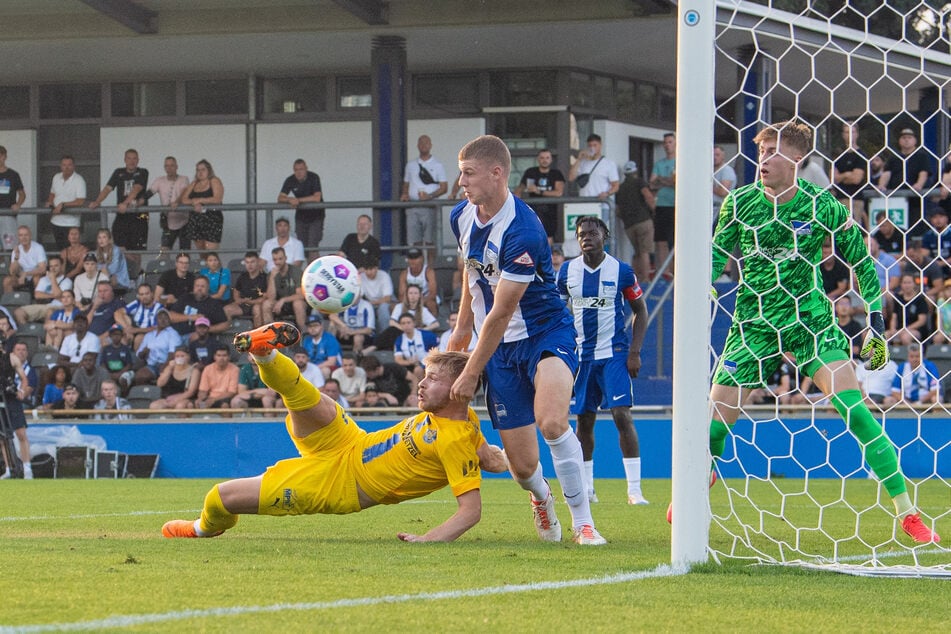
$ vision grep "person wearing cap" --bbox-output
[398,247,439,317]
[47,383,86,419]
[301,313,342,380]
[101,324,135,394]
[259,216,306,273]
[277,159,323,260]
[514,149,566,244]
[73,252,108,310]
[134,309,183,384]
[550,245,565,275]
[187,316,219,367]
[615,159,656,284]
[878,127,933,235]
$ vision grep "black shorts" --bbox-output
[4,398,27,431]
[654,206,675,244]
[113,213,149,251]
[277,300,297,316]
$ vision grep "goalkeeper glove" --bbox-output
[860,311,889,371]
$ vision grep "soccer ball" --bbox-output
[301,255,362,314]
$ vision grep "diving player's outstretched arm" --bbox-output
[397,489,481,543]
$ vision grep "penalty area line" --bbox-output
[0,564,688,633]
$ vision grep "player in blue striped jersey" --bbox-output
[557,216,649,505]
[448,135,605,545]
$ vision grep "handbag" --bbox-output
[418,164,436,186]
[575,157,603,189]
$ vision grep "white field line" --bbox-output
[0,564,689,633]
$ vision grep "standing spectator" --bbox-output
[568,133,620,228]
[649,132,676,279]
[401,134,448,259]
[832,121,868,228]
[887,274,931,345]
[225,252,268,326]
[261,247,308,327]
[72,351,110,409]
[181,159,225,252]
[114,283,162,350]
[57,313,100,369]
[100,324,135,394]
[60,226,89,280]
[93,228,131,291]
[134,309,182,385]
[259,217,305,273]
[884,343,941,407]
[0,145,26,252]
[337,214,381,270]
[200,252,231,302]
[13,254,72,325]
[44,289,81,349]
[291,347,326,388]
[615,160,656,284]
[327,297,375,354]
[93,379,132,420]
[557,216,649,506]
[88,148,149,268]
[451,134,604,545]
[4,225,47,293]
[398,247,439,317]
[85,281,125,343]
[712,145,737,217]
[187,317,219,367]
[360,258,394,334]
[229,360,277,410]
[330,352,367,403]
[195,347,240,410]
[148,155,191,254]
[155,252,195,307]
[277,159,323,259]
[513,148,566,243]
[393,313,439,379]
[878,127,933,235]
[150,347,200,411]
[46,155,87,251]
[300,313,342,379]
[0,340,35,479]
[167,276,229,340]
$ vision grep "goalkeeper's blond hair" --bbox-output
[753,119,813,157]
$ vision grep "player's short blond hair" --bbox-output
[753,120,813,157]
[423,350,470,382]
[458,135,511,175]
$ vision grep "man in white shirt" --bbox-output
[360,258,394,333]
[58,314,101,369]
[4,225,47,294]
[568,133,620,202]
[149,155,191,254]
[259,217,306,273]
[291,348,325,388]
[46,155,87,250]
[400,134,448,258]
[14,254,73,324]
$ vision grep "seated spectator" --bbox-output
[819,239,849,300]
[747,359,794,405]
[73,253,107,310]
[93,228,131,292]
[327,297,375,354]
[872,212,904,257]
[920,204,951,282]
[58,314,101,370]
[887,274,931,345]
[167,275,229,340]
[320,377,349,408]
[224,251,268,326]
[438,311,477,352]
[114,283,162,350]
[41,364,70,409]
[855,358,899,407]
[393,313,439,379]
[93,379,132,420]
[337,214,381,270]
[352,382,398,408]
[200,251,231,302]
[262,247,308,327]
[47,383,86,418]
[259,217,305,273]
[150,346,200,411]
[45,289,82,349]
[834,297,864,357]
[60,226,89,280]
[902,237,944,298]
[376,284,439,350]
[155,252,195,307]
[360,258,394,333]
[883,343,941,407]
[290,347,326,387]
[933,280,951,344]
[398,248,439,316]
[3,225,47,294]
[188,317,219,367]
[330,352,367,403]
[13,254,72,325]
[229,360,277,410]
[72,351,110,408]
[85,281,125,344]
[300,313,342,379]
[134,309,182,385]
[358,352,415,407]
[100,324,135,394]
[195,346,239,409]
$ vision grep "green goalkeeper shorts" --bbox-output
[713,318,850,388]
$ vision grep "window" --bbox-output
[414,74,479,110]
[659,87,676,123]
[489,71,557,107]
[111,82,176,117]
[0,86,30,120]
[338,76,371,108]
[185,79,247,115]
[616,80,636,121]
[569,72,593,108]
[39,84,102,119]
[261,77,328,114]
[633,83,658,121]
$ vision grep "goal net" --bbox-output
[683,0,951,577]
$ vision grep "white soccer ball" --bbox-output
[301,255,362,314]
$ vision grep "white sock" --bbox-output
[193,519,208,537]
[22,463,33,475]
[623,457,642,495]
[1,467,9,478]
[514,462,550,502]
[253,350,278,364]
[546,429,593,529]
[584,460,595,494]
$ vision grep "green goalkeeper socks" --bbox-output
[830,389,907,499]
[710,418,730,459]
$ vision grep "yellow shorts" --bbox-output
[259,404,366,516]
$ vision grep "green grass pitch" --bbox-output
[0,478,948,632]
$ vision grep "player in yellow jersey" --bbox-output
[162,322,508,542]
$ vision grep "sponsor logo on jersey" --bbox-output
[423,429,437,444]
[791,220,813,235]
[494,402,508,418]
[723,359,737,374]
[513,251,534,266]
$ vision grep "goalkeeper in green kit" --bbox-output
[688,120,939,543]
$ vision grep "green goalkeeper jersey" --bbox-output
[712,178,882,328]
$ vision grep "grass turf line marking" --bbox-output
[0,564,688,633]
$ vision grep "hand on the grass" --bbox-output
[397,532,424,542]
[861,311,889,371]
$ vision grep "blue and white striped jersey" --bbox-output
[450,193,572,343]
[124,300,162,330]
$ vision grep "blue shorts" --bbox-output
[570,352,633,415]
[484,327,578,430]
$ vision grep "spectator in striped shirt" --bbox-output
[115,283,162,349]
